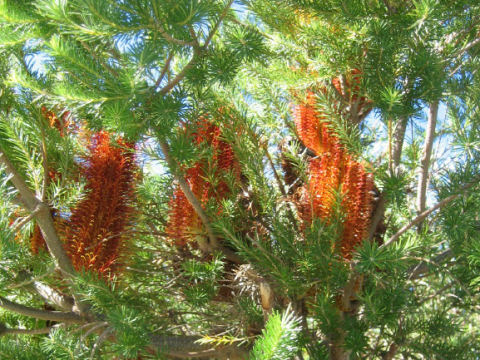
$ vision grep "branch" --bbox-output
[157,0,233,96]
[0,324,53,337]
[11,271,75,311]
[154,52,174,90]
[367,193,386,241]
[158,140,218,248]
[417,101,438,217]
[39,128,49,201]
[0,150,90,315]
[383,194,460,247]
[149,335,250,359]
[407,248,453,280]
[453,36,480,58]
[157,25,197,47]
[0,150,76,277]
[382,174,480,247]
[158,47,201,96]
[416,282,454,306]
[32,281,75,311]
[11,208,40,233]
[202,0,234,50]
[0,296,84,324]
[158,140,243,263]
[382,343,398,360]
[391,116,408,173]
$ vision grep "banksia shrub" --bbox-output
[62,131,137,277]
[293,77,374,258]
[166,118,240,248]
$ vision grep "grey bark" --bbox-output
[0,296,83,324]
[417,101,439,217]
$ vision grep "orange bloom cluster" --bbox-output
[63,131,137,277]
[166,118,240,248]
[294,84,373,257]
[41,106,72,137]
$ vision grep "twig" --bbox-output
[407,248,453,280]
[39,127,49,202]
[11,208,40,233]
[452,36,480,58]
[148,334,250,359]
[157,26,197,47]
[416,282,454,306]
[0,324,53,337]
[0,151,75,276]
[202,0,235,50]
[0,150,90,315]
[90,327,113,360]
[0,296,84,323]
[367,193,386,241]
[158,47,201,96]
[391,116,408,173]
[80,322,108,351]
[259,136,299,230]
[382,175,480,247]
[154,52,174,90]
[79,41,119,79]
[158,139,218,250]
[158,140,243,264]
[156,0,233,96]
[32,281,75,311]
[417,101,438,217]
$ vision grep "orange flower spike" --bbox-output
[166,117,241,246]
[64,131,137,277]
[30,224,47,255]
[294,92,323,155]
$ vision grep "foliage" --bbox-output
[0,0,480,359]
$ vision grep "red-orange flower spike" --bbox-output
[30,224,47,255]
[294,92,323,155]
[341,162,374,257]
[294,86,374,258]
[63,131,137,277]
[41,107,69,136]
[166,117,240,247]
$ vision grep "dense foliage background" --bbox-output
[1,0,480,359]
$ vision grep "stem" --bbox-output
[158,140,218,250]
[202,0,235,50]
[0,151,75,276]
[391,116,408,173]
[367,193,386,241]
[154,52,174,90]
[0,325,53,337]
[417,101,438,219]
[158,48,201,96]
[407,248,453,280]
[0,296,83,324]
[0,150,90,315]
[11,208,40,233]
[157,139,243,261]
[157,0,233,97]
[382,343,398,360]
[383,175,480,247]
[31,281,75,311]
